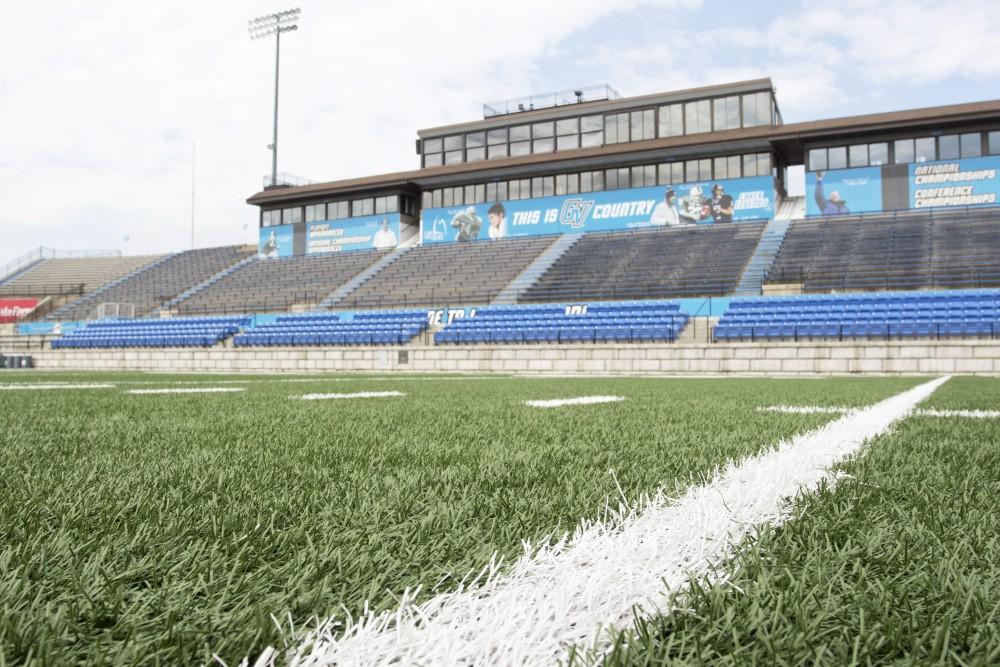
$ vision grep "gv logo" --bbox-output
[559,199,594,229]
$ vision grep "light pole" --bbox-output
[249,8,300,188]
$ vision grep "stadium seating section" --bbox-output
[234,310,427,346]
[337,236,556,309]
[0,255,163,298]
[435,301,688,344]
[714,290,1000,341]
[51,316,250,349]
[519,223,765,303]
[766,209,1000,292]
[174,251,388,315]
[51,246,255,321]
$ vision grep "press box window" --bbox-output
[282,207,302,224]
[327,201,349,220]
[466,132,486,162]
[374,196,398,215]
[510,126,530,156]
[556,118,579,151]
[714,155,742,180]
[684,99,711,134]
[961,132,982,158]
[422,137,443,168]
[487,128,508,160]
[658,162,684,185]
[807,148,827,171]
[989,131,1000,155]
[658,103,683,137]
[741,92,771,128]
[261,210,280,227]
[713,96,740,131]
[580,114,603,147]
[305,204,325,222]
[630,109,655,141]
[605,113,629,144]
[352,198,374,217]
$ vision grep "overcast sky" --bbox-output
[2,0,999,265]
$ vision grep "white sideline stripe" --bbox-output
[761,405,1000,419]
[758,405,853,415]
[296,391,405,401]
[916,408,1000,419]
[0,383,115,390]
[523,395,624,408]
[126,387,245,395]
[281,377,949,667]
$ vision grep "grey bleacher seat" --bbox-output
[766,208,1000,293]
[174,250,389,315]
[336,236,555,309]
[519,223,765,303]
[0,255,163,299]
[53,245,255,320]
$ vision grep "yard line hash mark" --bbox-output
[126,387,246,395]
[524,395,624,408]
[296,391,405,401]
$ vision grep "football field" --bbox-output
[1,373,998,665]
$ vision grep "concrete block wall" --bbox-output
[21,340,1000,375]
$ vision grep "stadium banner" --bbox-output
[806,155,1000,216]
[420,176,775,245]
[306,214,401,254]
[0,298,39,323]
[18,320,84,335]
[258,225,295,258]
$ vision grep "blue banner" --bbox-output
[259,225,294,258]
[910,156,1000,209]
[805,167,883,216]
[307,214,401,254]
[420,176,774,244]
[806,156,1000,216]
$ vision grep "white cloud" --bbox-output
[0,0,700,264]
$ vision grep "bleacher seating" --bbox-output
[51,246,255,321]
[234,309,427,346]
[0,255,164,298]
[519,223,765,303]
[174,251,388,315]
[765,209,1000,292]
[337,236,555,309]
[714,290,1000,341]
[435,301,688,344]
[51,316,249,349]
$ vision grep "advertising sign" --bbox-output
[307,214,401,254]
[258,225,294,258]
[0,298,38,323]
[420,176,775,245]
[806,156,1000,216]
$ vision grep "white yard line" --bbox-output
[277,377,949,667]
[0,383,115,390]
[758,405,853,415]
[296,391,405,401]
[915,408,1000,419]
[760,405,999,419]
[524,395,624,408]
[126,387,245,395]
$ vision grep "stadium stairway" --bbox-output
[159,253,258,315]
[492,234,581,305]
[46,253,178,320]
[317,243,414,310]
[733,196,803,297]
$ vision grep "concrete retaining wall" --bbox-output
[15,340,1000,374]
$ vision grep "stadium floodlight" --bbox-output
[249,8,300,188]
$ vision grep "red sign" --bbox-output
[0,299,39,323]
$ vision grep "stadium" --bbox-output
[2,6,1000,665]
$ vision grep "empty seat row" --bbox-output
[233,309,428,347]
[51,316,250,349]
[715,290,1000,341]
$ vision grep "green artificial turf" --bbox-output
[597,376,1000,667]
[0,373,920,665]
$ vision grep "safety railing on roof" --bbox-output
[483,85,622,118]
